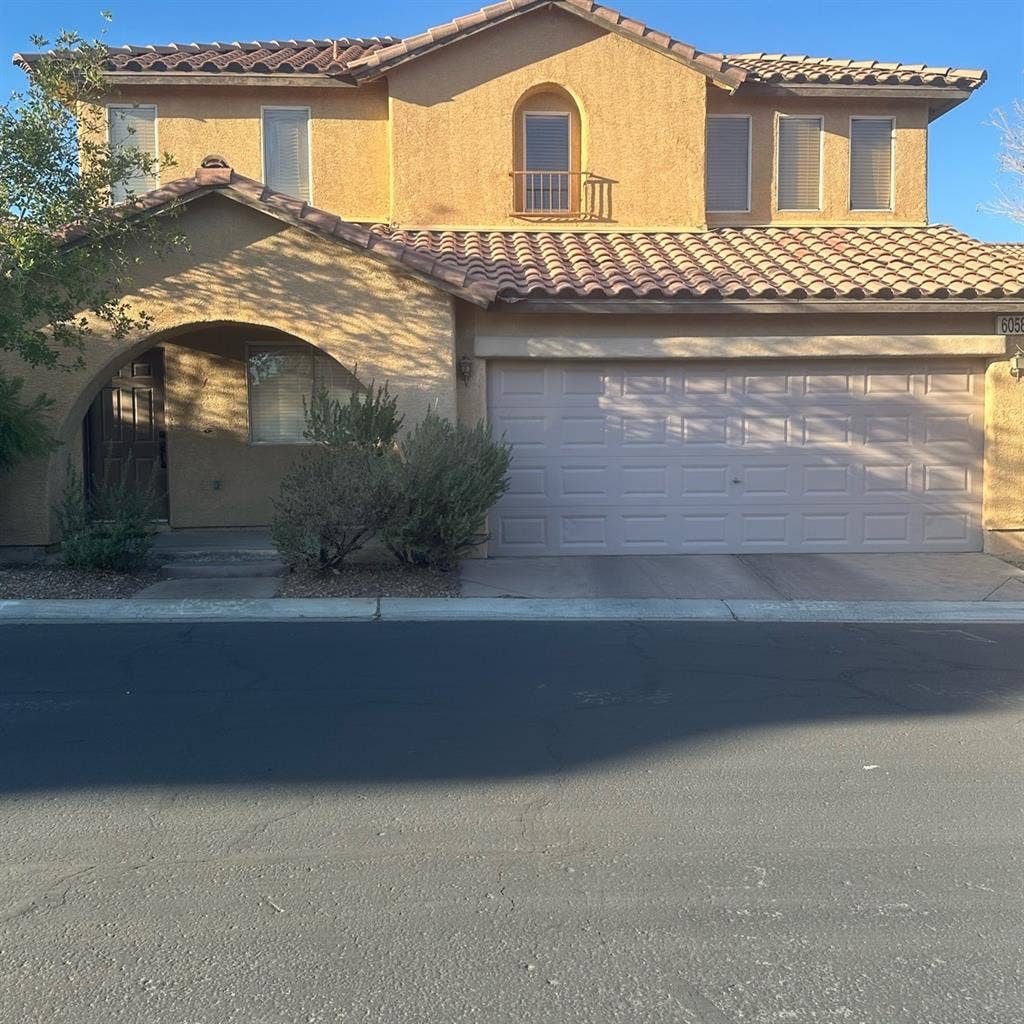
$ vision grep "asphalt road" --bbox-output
[0,620,1021,1024]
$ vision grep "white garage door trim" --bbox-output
[488,359,985,555]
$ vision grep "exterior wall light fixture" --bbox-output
[1011,346,1024,382]
[457,354,475,385]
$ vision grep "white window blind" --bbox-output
[706,117,750,212]
[524,113,570,211]
[262,108,311,201]
[248,344,356,443]
[850,118,894,211]
[777,116,822,211]
[525,114,570,170]
[108,106,158,202]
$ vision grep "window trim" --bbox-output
[107,103,160,200]
[848,115,896,213]
[774,113,824,213]
[259,104,314,204]
[705,113,752,214]
[245,339,314,446]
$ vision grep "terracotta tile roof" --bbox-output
[14,37,398,78]
[57,157,500,306]
[60,159,1024,307]
[375,224,1024,301]
[723,53,986,90]
[12,0,985,95]
[345,0,747,90]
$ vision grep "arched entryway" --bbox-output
[81,321,360,529]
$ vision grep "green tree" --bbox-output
[0,13,183,472]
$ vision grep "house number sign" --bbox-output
[996,314,1024,335]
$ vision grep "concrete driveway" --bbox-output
[460,552,1024,601]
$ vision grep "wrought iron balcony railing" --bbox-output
[510,170,589,216]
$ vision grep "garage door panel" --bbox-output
[503,456,980,506]
[492,505,983,555]
[489,360,984,555]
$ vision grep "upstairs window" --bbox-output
[777,115,822,211]
[247,343,356,444]
[261,107,311,202]
[108,105,158,202]
[523,112,571,211]
[706,116,751,212]
[850,117,894,211]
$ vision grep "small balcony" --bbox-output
[510,170,613,221]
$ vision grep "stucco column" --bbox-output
[983,355,1024,558]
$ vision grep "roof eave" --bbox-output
[99,71,357,88]
[737,81,981,122]
[550,1,746,91]
[348,1,548,82]
[57,168,498,309]
[213,186,497,307]
[499,297,1019,314]
[348,0,747,92]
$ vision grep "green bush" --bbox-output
[56,462,159,572]
[303,381,402,451]
[380,412,512,569]
[272,384,404,569]
[0,374,55,474]
[271,446,394,570]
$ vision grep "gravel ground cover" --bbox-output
[279,563,459,598]
[0,565,161,599]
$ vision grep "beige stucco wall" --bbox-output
[0,193,457,546]
[983,356,1024,556]
[163,327,320,528]
[91,82,390,222]
[77,9,947,231]
[706,90,929,226]
[386,5,709,229]
[472,308,999,349]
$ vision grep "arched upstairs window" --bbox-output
[512,86,583,216]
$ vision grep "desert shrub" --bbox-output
[272,384,403,569]
[380,412,512,569]
[271,446,395,570]
[57,462,159,572]
[0,375,55,474]
[303,382,402,451]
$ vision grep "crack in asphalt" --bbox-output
[0,865,96,923]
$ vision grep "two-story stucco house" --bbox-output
[4,0,1023,559]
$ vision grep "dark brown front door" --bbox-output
[85,348,169,518]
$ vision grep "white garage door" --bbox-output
[488,360,985,555]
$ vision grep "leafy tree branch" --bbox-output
[1,12,184,371]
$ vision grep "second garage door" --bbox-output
[488,359,985,555]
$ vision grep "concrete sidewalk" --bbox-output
[459,552,1024,602]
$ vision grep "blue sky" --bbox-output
[2,0,1021,240]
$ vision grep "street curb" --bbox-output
[722,600,1024,623]
[2,597,1024,624]
[378,597,730,620]
[0,598,378,623]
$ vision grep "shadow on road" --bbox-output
[0,621,1021,793]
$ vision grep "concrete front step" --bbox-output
[159,561,286,580]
